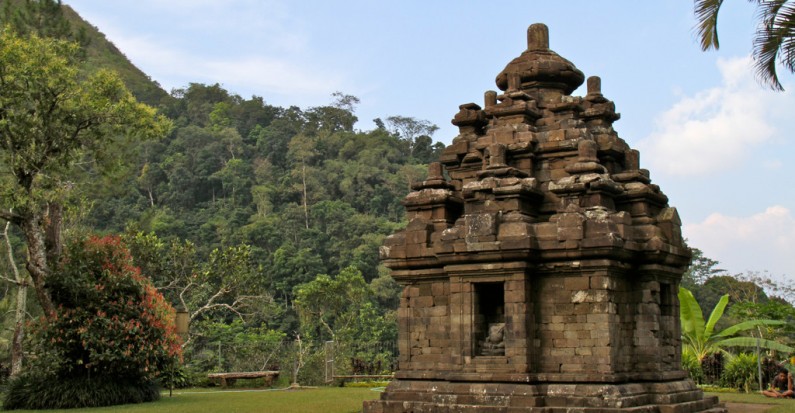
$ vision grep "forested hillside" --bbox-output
[93,85,442,305]
[0,0,444,383]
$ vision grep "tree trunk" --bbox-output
[301,162,309,229]
[10,280,27,377]
[21,213,55,316]
[44,202,62,265]
[4,219,28,377]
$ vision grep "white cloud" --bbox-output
[684,206,795,278]
[639,56,793,177]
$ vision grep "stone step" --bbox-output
[367,399,726,413]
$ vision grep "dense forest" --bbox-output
[0,0,446,385]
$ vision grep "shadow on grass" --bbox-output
[709,391,795,413]
[4,387,382,413]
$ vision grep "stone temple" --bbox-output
[364,24,726,413]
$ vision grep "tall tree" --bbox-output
[682,246,726,290]
[294,266,370,342]
[695,0,795,90]
[385,116,439,159]
[0,29,170,314]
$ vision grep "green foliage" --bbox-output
[124,230,275,327]
[0,26,171,315]
[4,235,181,409]
[681,246,725,291]
[3,374,160,410]
[295,266,370,341]
[1,3,436,384]
[0,28,170,206]
[2,0,86,47]
[40,235,181,378]
[721,353,760,392]
[729,298,795,339]
[156,364,191,390]
[81,86,421,319]
[188,320,285,373]
[682,348,704,384]
[294,267,398,380]
[679,287,793,362]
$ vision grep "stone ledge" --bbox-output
[364,379,726,413]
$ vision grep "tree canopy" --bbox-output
[0,28,171,314]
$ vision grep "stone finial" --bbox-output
[451,103,486,130]
[578,139,598,162]
[507,73,521,92]
[587,76,601,95]
[428,162,444,180]
[527,23,549,51]
[625,150,640,171]
[484,91,497,108]
[565,139,607,174]
[487,143,507,168]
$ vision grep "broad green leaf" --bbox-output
[679,287,706,341]
[714,319,786,338]
[704,294,729,338]
[716,336,795,354]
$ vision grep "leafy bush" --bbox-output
[3,375,159,410]
[682,349,704,384]
[701,352,724,384]
[4,235,181,409]
[721,353,759,392]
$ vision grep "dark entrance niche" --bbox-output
[474,282,505,356]
[660,282,674,317]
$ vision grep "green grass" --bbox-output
[709,391,795,413]
[6,387,382,413]
[13,387,791,413]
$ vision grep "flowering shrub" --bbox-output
[5,235,182,409]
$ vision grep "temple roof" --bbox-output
[495,23,584,95]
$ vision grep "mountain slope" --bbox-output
[1,0,171,107]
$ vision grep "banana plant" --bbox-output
[679,286,793,361]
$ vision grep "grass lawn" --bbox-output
[710,391,795,413]
[6,387,382,413]
[10,386,795,413]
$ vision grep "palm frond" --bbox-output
[752,0,792,90]
[776,2,795,74]
[695,0,726,50]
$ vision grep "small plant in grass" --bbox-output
[3,235,182,410]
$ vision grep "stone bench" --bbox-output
[208,371,280,388]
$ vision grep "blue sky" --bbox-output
[65,1,795,285]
